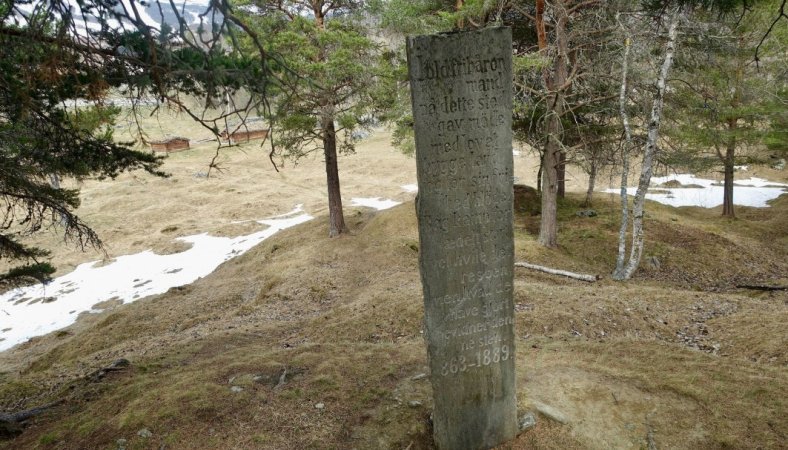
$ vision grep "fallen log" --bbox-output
[735,284,787,292]
[1,400,63,438]
[86,358,130,382]
[515,262,599,282]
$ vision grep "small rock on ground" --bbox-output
[519,412,537,432]
[137,428,152,438]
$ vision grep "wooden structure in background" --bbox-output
[149,137,190,153]
[220,128,269,144]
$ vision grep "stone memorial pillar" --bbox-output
[407,28,517,449]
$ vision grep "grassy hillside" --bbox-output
[1,189,786,449]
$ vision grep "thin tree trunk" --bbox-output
[535,0,547,52]
[613,32,633,280]
[722,131,736,217]
[584,156,596,207]
[721,52,743,218]
[48,174,60,189]
[620,10,681,280]
[48,174,69,225]
[557,151,566,199]
[323,118,347,237]
[534,0,546,198]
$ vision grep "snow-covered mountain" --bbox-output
[10,0,218,35]
[143,0,217,30]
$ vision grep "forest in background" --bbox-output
[0,0,785,284]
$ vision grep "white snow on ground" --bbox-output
[351,198,401,210]
[0,207,312,352]
[401,184,418,193]
[605,174,788,208]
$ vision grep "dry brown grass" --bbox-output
[1,198,785,449]
[0,122,786,449]
[0,104,572,279]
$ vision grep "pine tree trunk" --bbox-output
[557,151,566,199]
[323,118,347,237]
[535,0,547,51]
[539,115,560,247]
[613,34,633,280]
[721,52,743,218]
[620,10,680,280]
[538,2,568,248]
[722,132,736,217]
[312,4,346,237]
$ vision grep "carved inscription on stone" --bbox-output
[407,28,516,449]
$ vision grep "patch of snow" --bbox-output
[186,10,203,24]
[0,207,312,352]
[401,184,418,193]
[120,0,161,28]
[178,0,213,6]
[351,197,401,210]
[270,204,305,218]
[734,165,748,171]
[604,174,787,208]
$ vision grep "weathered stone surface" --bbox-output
[407,27,517,450]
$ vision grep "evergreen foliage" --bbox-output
[0,0,785,280]
[235,0,395,236]
[248,11,387,158]
[0,19,162,284]
[0,0,278,284]
[665,0,787,215]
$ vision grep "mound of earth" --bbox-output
[1,198,786,449]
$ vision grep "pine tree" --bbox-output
[666,0,787,217]
[0,0,278,283]
[238,0,392,237]
[0,15,164,284]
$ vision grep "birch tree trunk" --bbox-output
[612,32,633,280]
[619,10,681,280]
[583,155,597,207]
